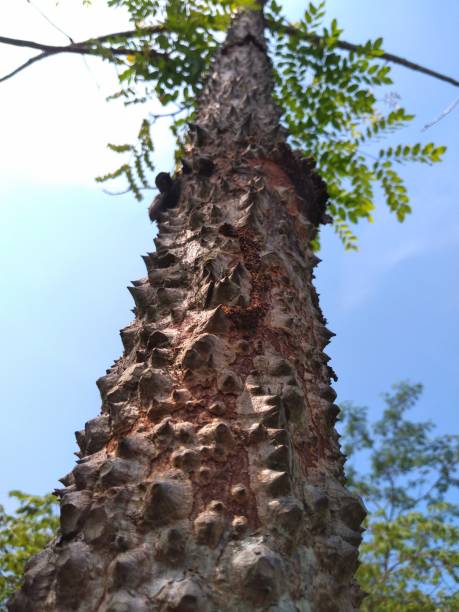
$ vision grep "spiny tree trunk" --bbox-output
[9,8,366,612]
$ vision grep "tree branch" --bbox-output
[0,34,166,83]
[86,25,166,45]
[2,19,458,90]
[267,20,459,89]
[0,50,49,83]
[423,94,459,130]
[0,34,165,56]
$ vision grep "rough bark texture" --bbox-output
[9,9,365,612]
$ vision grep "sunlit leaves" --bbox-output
[357,507,459,611]
[83,0,446,248]
[0,492,58,608]
[266,0,446,247]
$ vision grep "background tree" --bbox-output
[340,382,459,611]
[0,493,58,611]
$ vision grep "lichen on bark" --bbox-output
[9,7,366,612]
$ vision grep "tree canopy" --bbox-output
[340,382,459,611]
[1,0,455,248]
[0,492,58,611]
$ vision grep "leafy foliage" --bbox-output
[267,1,446,248]
[76,0,446,247]
[93,0,248,197]
[339,382,459,610]
[0,491,58,609]
[95,118,155,199]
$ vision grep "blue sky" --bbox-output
[0,0,458,510]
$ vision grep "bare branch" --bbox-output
[0,34,167,83]
[86,25,166,45]
[267,19,459,89]
[0,34,57,52]
[0,34,163,56]
[0,50,49,83]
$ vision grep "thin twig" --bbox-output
[102,186,153,196]
[26,0,74,43]
[150,107,186,119]
[423,94,459,130]
[102,187,132,196]
[0,35,161,56]
[86,25,166,45]
[81,55,103,91]
[267,19,459,89]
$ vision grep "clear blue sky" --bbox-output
[0,0,458,510]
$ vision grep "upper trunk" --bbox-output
[9,7,365,612]
[197,9,283,149]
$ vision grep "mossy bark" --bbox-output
[9,8,365,612]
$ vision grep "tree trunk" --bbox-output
[9,8,365,612]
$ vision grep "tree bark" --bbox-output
[9,8,365,612]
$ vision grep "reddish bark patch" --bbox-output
[250,147,328,226]
[252,158,295,190]
[221,228,273,333]
[294,440,319,471]
[191,446,259,527]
